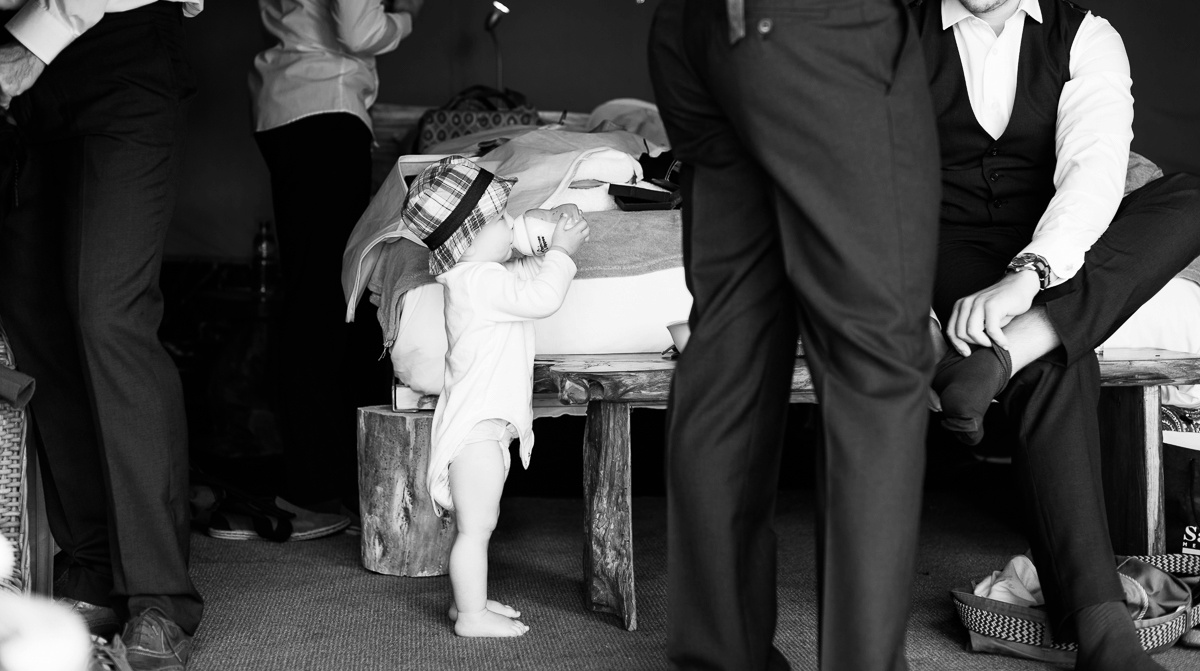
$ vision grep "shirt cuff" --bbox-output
[6,2,77,65]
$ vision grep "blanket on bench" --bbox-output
[368,208,682,345]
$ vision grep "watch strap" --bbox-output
[1006,253,1052,290]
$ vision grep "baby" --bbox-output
[402,156,589,637]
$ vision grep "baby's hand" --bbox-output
[554,203,583,227]
[549,211,589,257]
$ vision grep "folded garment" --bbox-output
[343,128,667,323]
[973,554,1042,608]
[369,238,434,347]
[0,366,34,409]
[475,128,662,218]
[973,553,1194,622]
[571,209,681,279]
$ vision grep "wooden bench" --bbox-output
[358,347,1200,631]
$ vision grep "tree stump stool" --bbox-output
[357,405,455,577]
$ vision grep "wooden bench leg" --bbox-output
[1098,386,1166,556]
[357,405,457,577]
[582,400,636,630]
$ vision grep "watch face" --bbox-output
[1007,254,1050,288]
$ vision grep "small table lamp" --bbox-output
[484,1,510,91]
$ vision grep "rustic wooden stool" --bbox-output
[357,406,455,577]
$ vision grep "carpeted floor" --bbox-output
[188,489,1199,671]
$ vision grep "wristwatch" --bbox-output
[1006,253,1052,290]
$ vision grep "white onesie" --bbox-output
[426,250,577,512]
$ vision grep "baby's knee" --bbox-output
[455,509,500,538]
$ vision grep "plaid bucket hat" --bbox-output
[401,156,517,275]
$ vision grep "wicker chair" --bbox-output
[0,321,30,595]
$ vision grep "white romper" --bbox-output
[426,250,577,513]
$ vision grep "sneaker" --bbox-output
[60,598,123,637]
[121,608,192,671]
[207,496,350,542]
[89,635,134,671]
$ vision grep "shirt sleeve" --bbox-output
[1019,12,1134,284]
[477,251,578,322]
[331,0,412,56]
[6,0,109,64]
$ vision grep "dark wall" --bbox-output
[171,0,273,260]
[373,0,660,110]
[168,0,1198,260]
[1083,0,1200,176]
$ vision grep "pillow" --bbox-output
[1125,151,1164,195]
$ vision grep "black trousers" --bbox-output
[0,4,202,632]
[255,113,385,506]
[648,1,941,669]
[933,173,1200,624]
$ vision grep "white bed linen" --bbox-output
[392,267,692,396]
[1101,278,1200,408]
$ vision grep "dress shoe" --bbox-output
[59,597,123,637]
[121,608,192,671]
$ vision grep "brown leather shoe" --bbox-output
[121,608,192,671]
[59,597,123,637]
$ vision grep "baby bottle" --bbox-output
[511,213,557,256]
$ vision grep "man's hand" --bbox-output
[549,210,589,257]
[0,43,45,110]
[945,270,1040,356]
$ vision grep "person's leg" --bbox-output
[447,439,527,638]
[726,7,939,669]
[998,358,1162,671]
[650,5,794,668]
[255,112,376,509]
[933,173,1200,443]
[2,5,202,636]
[0,138,115,610]
[1040,172,1200,362]
[651,1,939,669]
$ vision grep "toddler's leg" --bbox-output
[448,439,528,637]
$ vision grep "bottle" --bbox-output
[252,219,279,302]
[511,213,556,257]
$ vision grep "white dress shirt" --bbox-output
[943,0,1134,284]
[5,0,202,65]
[248,0,413,134]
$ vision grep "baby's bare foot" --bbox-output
[453,608,529,637]
[448,600,520,622]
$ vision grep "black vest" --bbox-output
[911,0,1086,227]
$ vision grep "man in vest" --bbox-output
[914,1,1200,669]
[648,0,942,669]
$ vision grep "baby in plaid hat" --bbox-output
[403,156,589,637]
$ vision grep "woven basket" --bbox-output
[0,321,30,595]
[953,554,1200,663]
